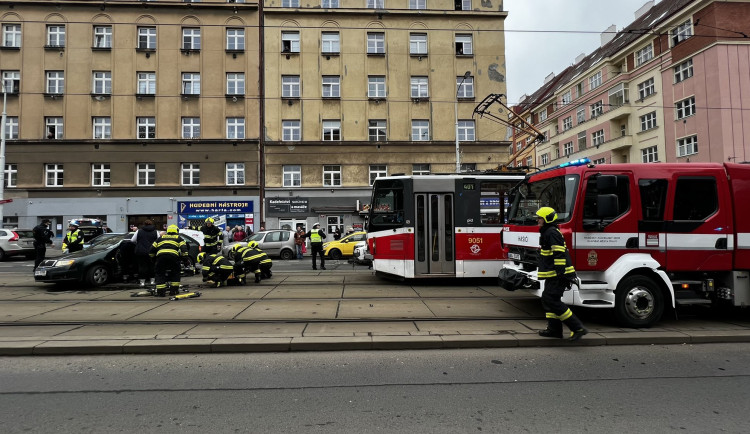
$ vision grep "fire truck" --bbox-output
[499,158,750,328]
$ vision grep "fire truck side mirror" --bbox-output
[597,194,619,219]
[596,175,618,193]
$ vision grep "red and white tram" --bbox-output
[366,173,525,279]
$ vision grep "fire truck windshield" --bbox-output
[507,175,580,225]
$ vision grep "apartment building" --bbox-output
[511,0,750,170]
[0,0,261,232]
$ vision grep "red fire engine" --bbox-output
[500,158,750,328]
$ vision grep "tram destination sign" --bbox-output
[267,198,309,213]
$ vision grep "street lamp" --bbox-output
[455,71,471,173]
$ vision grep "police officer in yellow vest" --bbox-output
[303,223,327,270]
[62,222,84,253]
[536,207,587,341]
[150,224,187,297]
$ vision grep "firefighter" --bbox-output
[247,241,273,279]
[62,222,84,253]
[150,224,187,297]
[199,217,222,255]
[232,243,263,283]
[536,207,588,341]
[198,252,234,288]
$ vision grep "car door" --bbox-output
[261,231,283,256]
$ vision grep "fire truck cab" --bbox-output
[501,159,750,328]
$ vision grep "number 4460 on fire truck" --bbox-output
[500,158,750,328]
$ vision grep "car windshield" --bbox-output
[247,233,265,242]
[507,175,580,225]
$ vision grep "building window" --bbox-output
[671,19,692,46]
[181,163,200,186]
[3,116,18,139]
[410,76,428,98]
[281,31,300,53]
[322,120,341,141]
[93,117,111,139]
[589,71,602,90]
[322,32,340,54]
[412,163,430,175]
[608,83,628,107]
[637,78,654,100]
[641,146,658,163]
[410,33,427,55]
[562,117,572,131]
[226,28,245,50]
[46,71,64,94]
[182,117,200,139]
[640,111,657,131]
[564,141,573,156]
[46,164,64,187]
[576,132,586,150]
[137,117,155,139]
[675,96,696,120]
[561,90,571,105]
[180,72,200,95]
[635,44,653,66]
[457,76,474,98]
[226,73,245,95]
[369,165,387,185]
[137,27,156,50]
[457,120,475,141]
[283,165,301,187]
[91,163,111,187]
[368,120,386,141]
[590,101,603,118]
[323,165,341,187]
[540,153,549,166]
[282,75,300,98]
[554,146,560,159]
[368,76,386,98]
[322,0,339,7]
[592,157,606,165]
[226,118,245,139]
[676,135,698,157]
[412,120,430,141]
[575,81,584,98]
[455,0,471,11]
[47,25,65,47]
[92,71,112,94]
[182,28,201,50]
[282,120,301,141]
[1,70,19,94]
[674,59,693,83]
[592,130,604,147]
[3,24,21,48]
[455,34,472,55]
[93,26,112,49]
[4,164,17,188]
[226,163,245,186]
[283,0,300,7]
[45,117,63,139]
[460,163,476,172]
[576,106,585,124]
[137,72,156,95]
[367,0,384,8]
[136,163,155,187]
[322,76,340,98]
[538,108,547,122]
[367,32,385,54]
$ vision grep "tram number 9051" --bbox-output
[467,237,483,244]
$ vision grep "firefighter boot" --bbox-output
[255,273,261,283]
[562,312,587,341]
[538,318,563,338]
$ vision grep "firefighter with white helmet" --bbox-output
[536,207,587,341]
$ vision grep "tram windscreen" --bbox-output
[369,179,405,231]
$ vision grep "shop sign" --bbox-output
[267,198,309,213]
[178,201,253,214]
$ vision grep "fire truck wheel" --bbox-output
[614,275,664,328]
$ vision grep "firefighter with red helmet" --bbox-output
[536,207,588,341]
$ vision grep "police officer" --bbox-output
[62,222,84,253]
[536,207,587,341]
[150,224,187,297]
[198,252,234,288]
[199,218,222,255]
[32,219,54,269]
[304,223,327,270]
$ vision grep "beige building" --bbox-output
[1,0,261,232]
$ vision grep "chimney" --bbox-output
[574,53,586,64]
[601,24,617,46]
[635,1,655,19]
[543,72,555,84]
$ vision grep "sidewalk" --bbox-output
[1,268,750,356]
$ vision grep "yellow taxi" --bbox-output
[323,231,367,260]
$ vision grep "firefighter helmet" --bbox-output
[197,252,205,263]
[248,241,259,249]
[167,224,179,233]
[232,243,244,252]
[205,217,214,224]
[535,207,557,224]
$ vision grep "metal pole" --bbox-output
[0,88,7,228]
[455,71,471,173]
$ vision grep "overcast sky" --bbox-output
[504,0,654,105]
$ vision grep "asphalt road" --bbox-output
[1,344,748,433]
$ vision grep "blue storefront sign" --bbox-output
[178,201,254,214]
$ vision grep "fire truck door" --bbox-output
[414,193,455,276]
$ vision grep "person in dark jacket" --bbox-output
[131,219,158,287]
[32,219,54,270]
[535,207,587,341]
[303,222,327,270]
[333,227,342,241]
[199,217,222,254]
[150,225,187,297]
[198,252,234,288]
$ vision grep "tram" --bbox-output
[366,173,526,279]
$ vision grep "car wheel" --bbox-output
[280,249,294,260]
[614,275,664,328]
[329,249,343,260]
[85,265,110,287]
[182,256,196,276]
[0,248,6,261]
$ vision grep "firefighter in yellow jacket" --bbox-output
[150,225,187,297]
[536,207,587,341]
[198,252,234,288]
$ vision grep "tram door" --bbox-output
[414,193,455,275]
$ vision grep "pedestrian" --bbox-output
[131,219,158,287]
[62,222,84,253]
[32,219,54,269]
[150,224,187,297]
[345,226,354,235]
[535,207,587,341]
[294,226,304,259]
[199,217,222,254]
[303,222,327,270]
[233,225,246,241]
[333,227,342,240]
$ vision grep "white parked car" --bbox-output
[352,241,372,266]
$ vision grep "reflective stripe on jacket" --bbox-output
[537,223,575,280]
